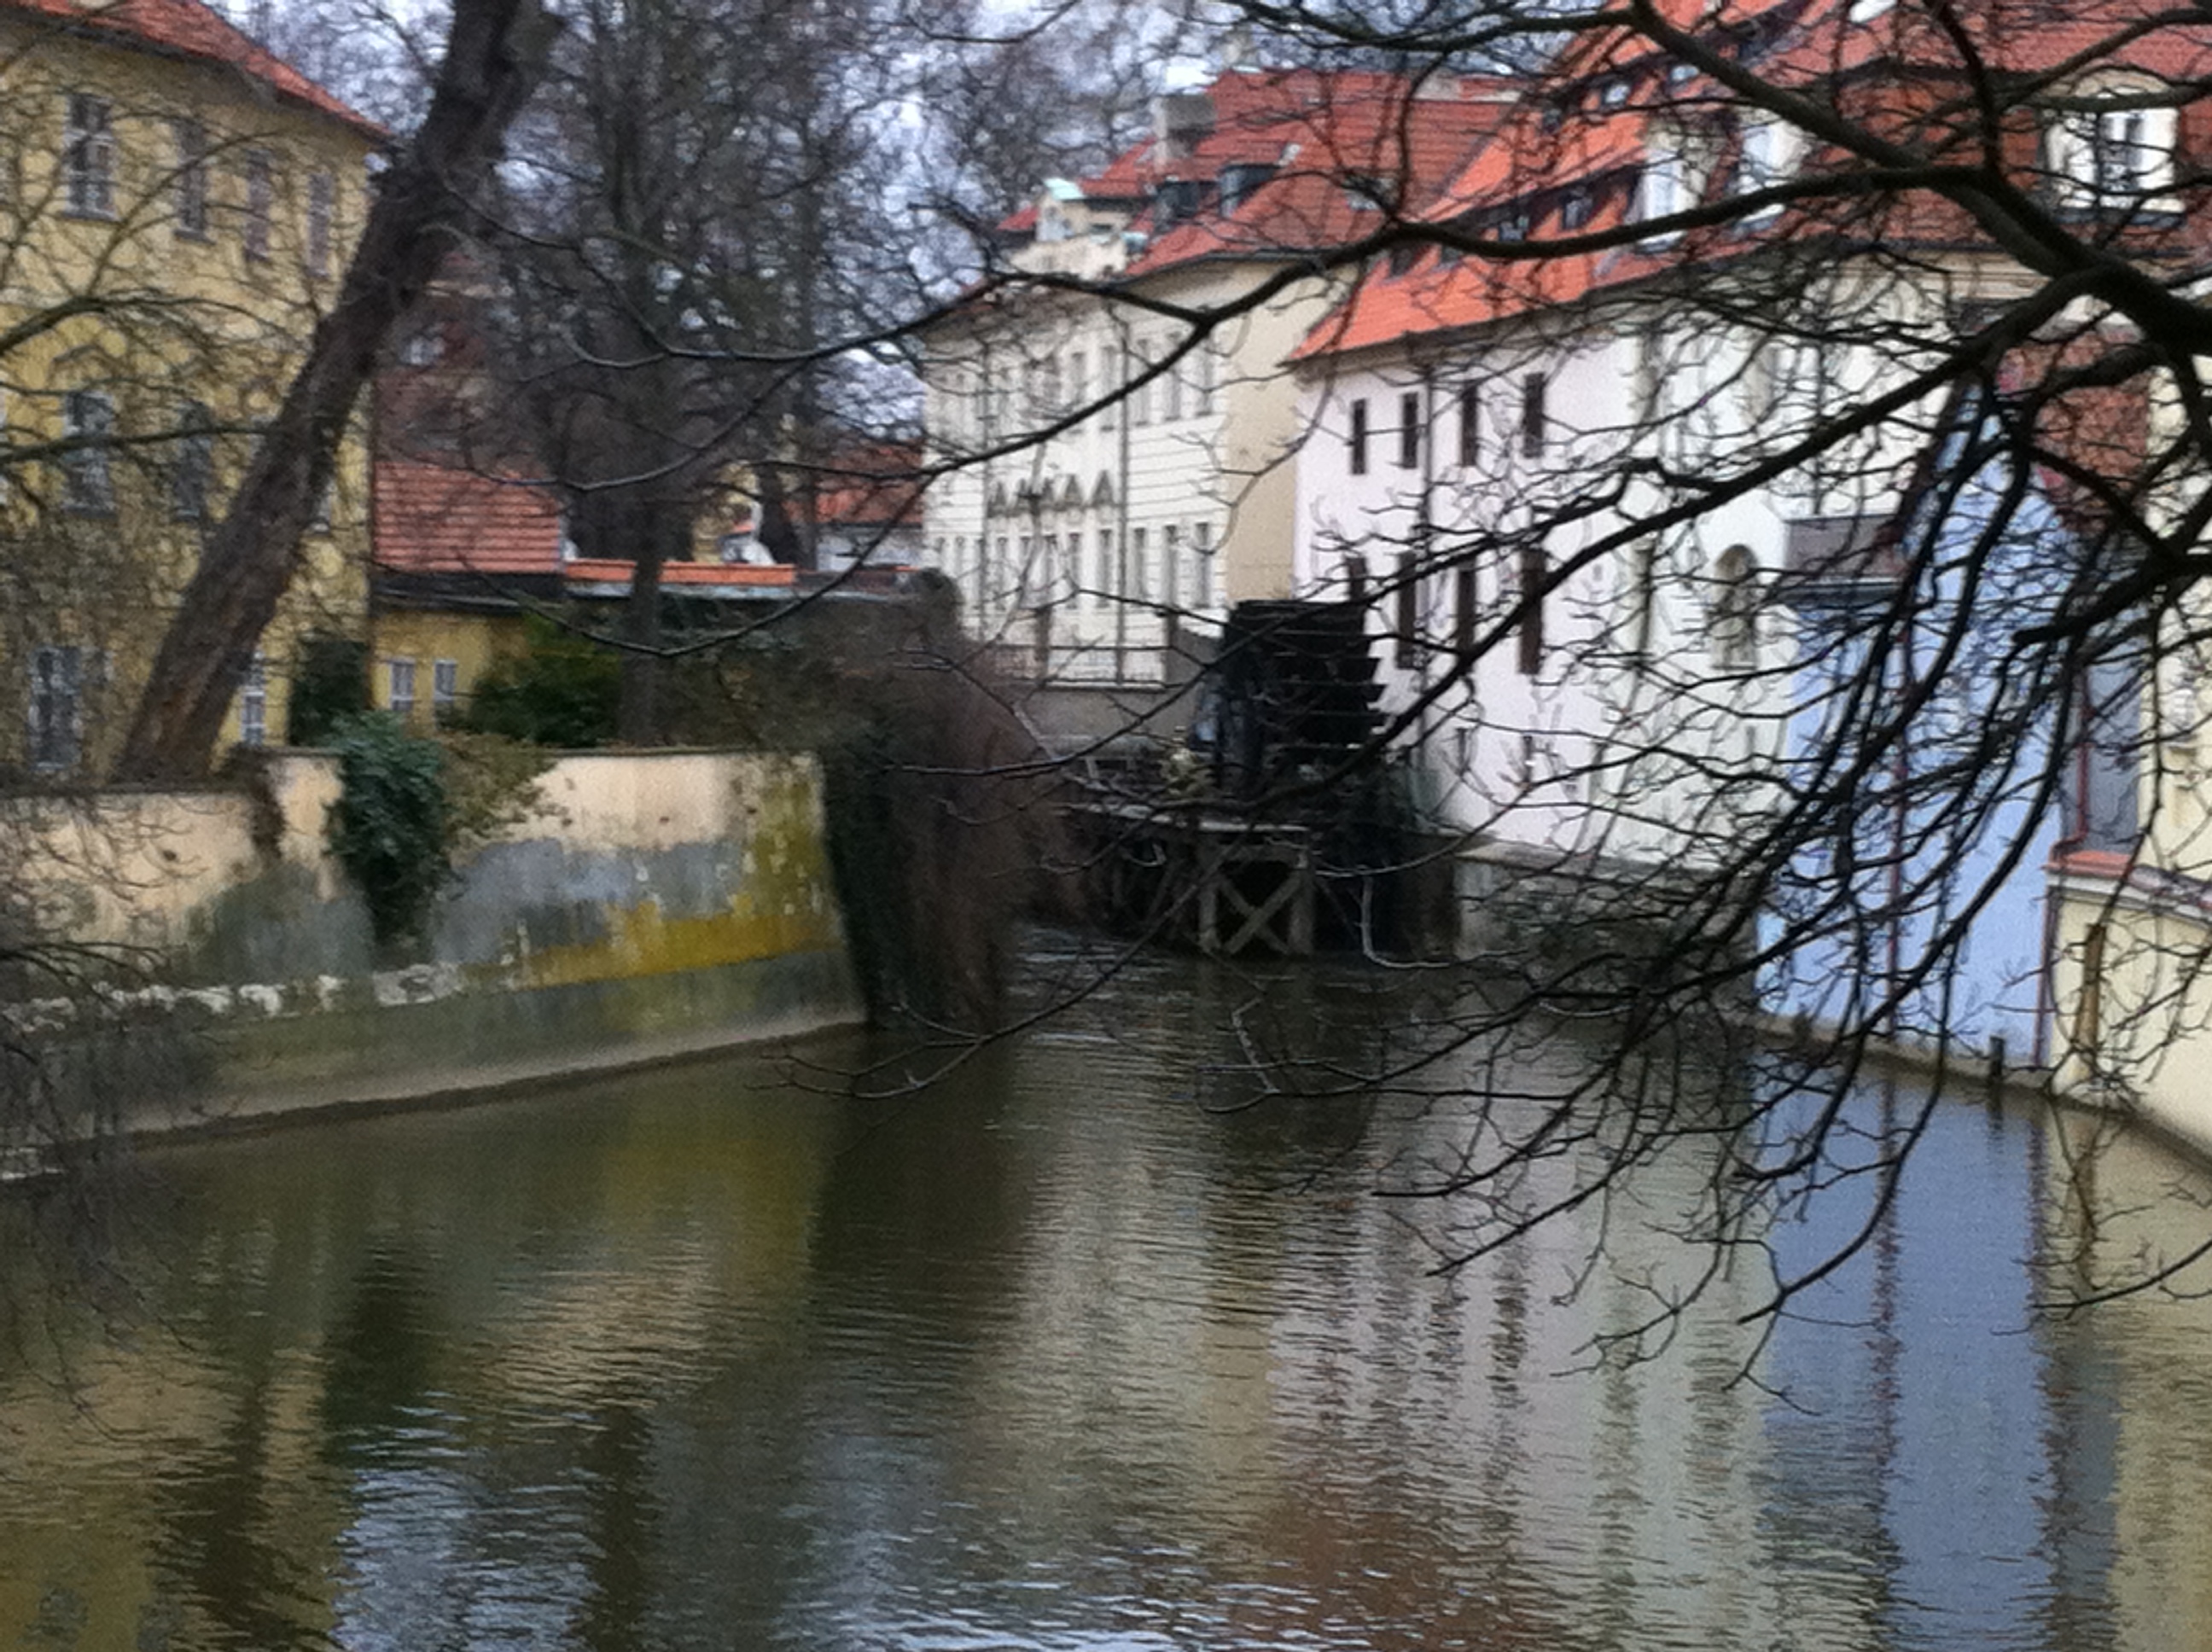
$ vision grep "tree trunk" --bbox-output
[111,0,560,783]
[615,506,677,745]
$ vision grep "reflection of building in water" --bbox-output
[9,1022,2212,1645]
[2037,1110,2212,1648]
[1761,1080,2060,1646]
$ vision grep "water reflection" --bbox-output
[1,949,2210,1649]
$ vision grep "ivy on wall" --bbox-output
[324,713,451,945]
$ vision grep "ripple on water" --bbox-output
[7,956,2212,1650]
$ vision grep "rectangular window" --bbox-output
[306,171,335,277]
[1165,358,1184,421]
[2094,109,2150,198]
[1520,374,1547,457]
[1164,522,1182,609]
[1193,521,1216,608]
[1132,347,1152,427]
[387,657,416,720]
[1458,383,1480,467]
[63,94,114,218]
[174,118,209,239]
[1344,552,1368,604]
[239,653,267,747]
[1096,527,1115,596]
[1193,345,1215,415]
[433,658,459,721]
[1068,351,1086,410]
[172,400,213,521]
[1517,546,1545,675]
[310,474,334,532]
[1349,397,1370,474]
[27,645,84,770]
[1131,526,1149,602]
[62,389,114,515]
[1394,551,1417,668]
[1397,390,1421,469]
[1455,566,1476,654]
[243,148,273,261]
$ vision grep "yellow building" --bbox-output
[0,0,381,777]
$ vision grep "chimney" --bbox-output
[1154,90,1215,162]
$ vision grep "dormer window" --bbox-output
[1154,178,1204,227]
[1220,162,1274,213]
[2095,110,2151,195]
[1599,77,1632,109]
[1344,173,1387,212]
[2047,89,2180,212]
[1560,186,1594,230]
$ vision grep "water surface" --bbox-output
[3,947,2210,1649]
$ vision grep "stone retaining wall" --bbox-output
[9,748,861,1136]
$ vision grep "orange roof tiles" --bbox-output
[375,459,563,575]
[1005,68,1517,277]
[1295,0,2212,364]
[812,443,924,531]
[3,0,383,137]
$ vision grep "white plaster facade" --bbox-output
[1291,311,1815,875]
[918,71,1509,727]
[923,266,1306,695]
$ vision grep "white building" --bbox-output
[1287,0,2199,993]
[921,67,1512,740]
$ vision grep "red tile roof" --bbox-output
[375,459,563,574]
[1295,0,2212,363]
[3,0,383,137]
[812,443,924,531]
[1002,68,1517,278]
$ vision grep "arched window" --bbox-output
[2046,84,2180,212]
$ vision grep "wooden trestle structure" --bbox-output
[1077,802,1318,957]
[1074,598,1390,959]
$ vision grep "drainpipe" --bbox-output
[1116,331,1132,686]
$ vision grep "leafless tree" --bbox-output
[894,0,2212,1332]
[112,0,558,781]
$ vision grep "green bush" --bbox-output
[287,632,370,746]
[452,616,620,747]
[324,713,451,946]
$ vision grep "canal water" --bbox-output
[3,944,2212,1650]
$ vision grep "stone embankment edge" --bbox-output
[129,986,867,1149]
[1748,1009,2212,1171]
